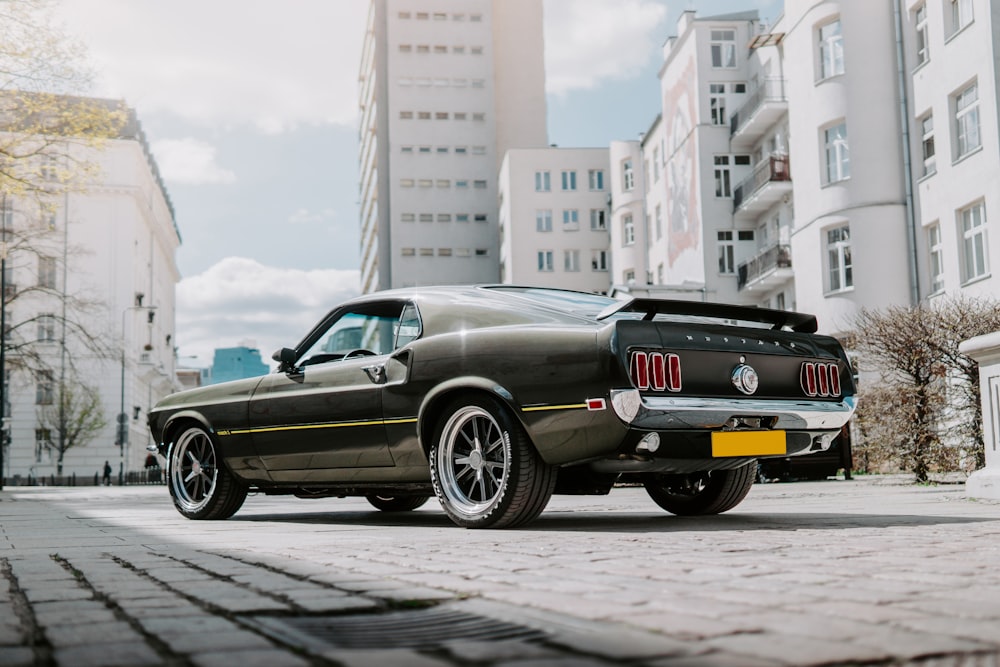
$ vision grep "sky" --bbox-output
[53,0,782,369]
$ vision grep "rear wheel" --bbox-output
[167,424,247,520]
[430,396,555,529]
[365,494,430,512]
[643,462,756,516]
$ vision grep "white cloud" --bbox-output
[151,138,235,185]
[175,257,360,367]
[54,0,368,131]
[544,0,668,95]
[288,207,336,225]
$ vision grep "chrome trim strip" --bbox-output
[610,389,855,431]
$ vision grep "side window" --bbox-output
[394,302,422,349]
[299,304,405,366]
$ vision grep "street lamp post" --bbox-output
[0,238,6,491]
[119,305,155,485]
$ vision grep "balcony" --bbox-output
[732,155,792,217]
[730,78,788,149]
[737,244,793,292]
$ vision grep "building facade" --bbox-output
[358,0,548,293]
[209,345,269,385]
[498,148,611,292]
[610,2,998,338]
[1,104,180,481]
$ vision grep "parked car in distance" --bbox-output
[147,285,856,529]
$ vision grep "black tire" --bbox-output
[643,462,756,516]
[167,424,247,520]
[366,494,430,512]
[430,396,555,529]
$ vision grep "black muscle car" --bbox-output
[148,285,856,528]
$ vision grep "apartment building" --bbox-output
[2,104,180,480]
[358,0,548,293]
[497,148,610,292]
[610,2,998,338]
[903,0,999,303]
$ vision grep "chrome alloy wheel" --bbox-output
[435,405,511,518]
[169,427,219,514]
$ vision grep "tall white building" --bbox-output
[2,104,180,481]
[497,148,610,292]
[358,0,548,293]
[611,2,999,338]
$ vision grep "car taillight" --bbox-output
[629,351,681,392]
[801,361,840,398]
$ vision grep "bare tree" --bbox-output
[850,297,1000,481]
[37,379,106,475]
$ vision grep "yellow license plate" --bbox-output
[711,430,787,457]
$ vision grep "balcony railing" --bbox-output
[732,155,791,210]
[737,244,792,290]
[730,78,787,137]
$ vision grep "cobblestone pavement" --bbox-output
[2,477,1000,666]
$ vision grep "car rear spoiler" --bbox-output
[596,298,819,333]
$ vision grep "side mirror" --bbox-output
[272,347,297,373]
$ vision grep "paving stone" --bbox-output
[0,647,34,667]
[442,638,563,662]
[137,614,242,638]
[45,620,140,648]
[158,629,276,653]
[0,622,26,645]
[32,600,117,626]
[320,648,455,667]
[189,648,311,667]
[707,632,894,665]
[53,641,161,667]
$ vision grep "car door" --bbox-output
[248,302,405,481]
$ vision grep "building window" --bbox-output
[35,429,52,464]
[455,180,469,189]
[419,248,434,256]
[949,0,973,35]
[654,205,663,240]
[401,213,415,222]
[561,170,577,191]
[456,214,469,223]
[416,45,430,54]
[709,83,726,125]
[417,111,431,120]
[826,225,853,292]
[36,370,54,405]
[920,114,935,176]
[564,250,580,272]
[399,44,412,53]
[562,209,579,231]
[401,247,416,257]
[818,19,844,80]
[588,169,605,190]
[657,263,664,284]
[399,111,413,120]
[717,231,736,274]
[652,146,661,182]
[535,170,551,192]
[960,202,988,283]
[928,223,944,293]
[710,29,736,68]
[622,160,634,191]
[474,248,488,257]
[418,213,433,223]
[590,209,607,231]
[591,250,608,271]
[418,145,431,153]
[714,156,732,197]
[914,4,929,65]
[473,180,487,189]
[623,214,635,246]
[471,146,486,155]
[438,248,452,257]
[955,82,981,158]
[38,256,56,288]
[536,210,552,232]
[474,214,487,223]
[437,214,451,222]
[824,122,850,183]
[37,313,56,342]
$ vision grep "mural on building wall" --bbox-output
[665,57,701,275]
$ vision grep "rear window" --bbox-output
[482,286,616,318]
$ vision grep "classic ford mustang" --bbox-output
[148,286,855,528]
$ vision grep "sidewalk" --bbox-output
[2,477,1000,666]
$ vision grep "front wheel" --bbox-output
[366,494,430,512]
[167,424,247,520]
[642,462,756,516]
[430,396,555,529]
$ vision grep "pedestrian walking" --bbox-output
[103,460,112,486]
